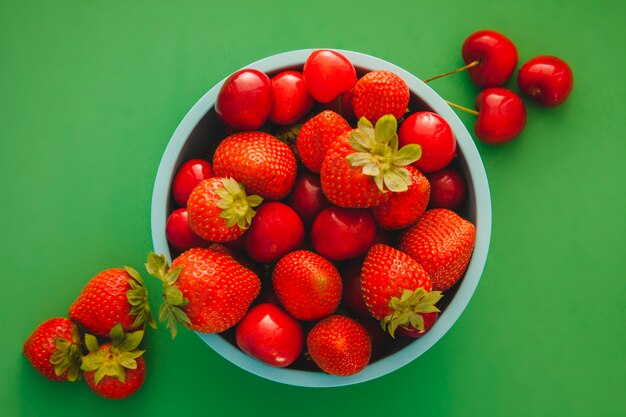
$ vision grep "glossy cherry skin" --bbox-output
[340,259,370,317]
[311,207,376,261]
[427,167,467,210]
[462,30,518,87]
[474,88,527,145]
[172,159,213,207]
[244,202,304,263]
[165,208,208,251]
[235,303,304,368]
[303,50,357,103]
[398,112,456,173]
[269,70,314,125]
[216,69,273,130]
[286,171,331,225]
[397,312,438,338]
[518,55,574,107]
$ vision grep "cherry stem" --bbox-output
[423,60,480,83]
[446,100,479,116]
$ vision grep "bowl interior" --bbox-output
[151,49,492,387]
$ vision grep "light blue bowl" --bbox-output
[151,49,492,387]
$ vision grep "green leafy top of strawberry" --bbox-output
[80,324,145,385]
[124,266,157,330]
[50,325,83,382]
[145,253,190,339]
[346,115,422,193]
[381,288,443,337]
[216,178,263,229]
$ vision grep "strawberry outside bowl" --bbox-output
[150,49,492,387]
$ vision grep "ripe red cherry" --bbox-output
[244,202,304,263]
[322,88,355,120]
[216,69,273,130]
[474,87,526,145]
[397,312,438,338]
[311,207,376,261]
[303,50,357,103]
[286,171,331,225]
[269,70,314,125]
[172,159,213,207]
[398,112,456,173]
[235,303,303,368]
[340,259,370,317]
[427,167,467,210]
[462,30,518,87]
[166,208,208,251]
[518,55,574,107]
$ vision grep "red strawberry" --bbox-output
[352,70,410,123]
[371,165,430,229]
[399,208,476,291]
[146,249,260,336]
[361,244,442,337]
[307,315,371,376]
[81,324,146,400]
[69,267,155,337]
[272,250,342,321]
[296,110,351,173]
[212,131,297,200]
[23,318,82,382]
[320,115,422,208]
[187,177,262,242]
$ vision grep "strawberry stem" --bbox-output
[423,60,480,83]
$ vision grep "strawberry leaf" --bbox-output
[146,253,169,280]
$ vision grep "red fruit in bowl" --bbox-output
[303,50,357,103]
[269,70,314,125]
[462,29,518,87]
[307,315,371,376]
[518,55,574,107]
[361,244,442,337]
[187,177,263,242]
[371,165,430,230]
[272,250,342,321]
[172,159,213,207]
[69,267,155,337]
[236,303,303,368]
[474,88,526,145]
[285,171,330,225]
[81,325,146,400]
[166,208,208,251]
[427,167,467,209]
[398,111,456,173]
[244,202,304,263]
[322,88,354,120]
[351,70,410,123]
[320,115,422,208]
[296,110,351,173]
[213,131,297,200]
[216,69,273,130]
[146,250,261,336]
[23,318,82,382]
[340,259,370,317]
[311,207,376,261]
[399,209,476,291]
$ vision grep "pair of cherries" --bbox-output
[426,29,574,145]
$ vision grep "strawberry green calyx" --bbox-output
[381,288,443,337]
[346,115,422,192]
[50,325,82,382]
[145,253,190,339]
[124,266,157,330]
[216,178,263,229]
[80,324,145,384]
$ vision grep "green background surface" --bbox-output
[2,1,625,416]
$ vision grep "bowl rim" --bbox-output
[151,48,492,388]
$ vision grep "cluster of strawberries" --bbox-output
[159,49,477,376]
